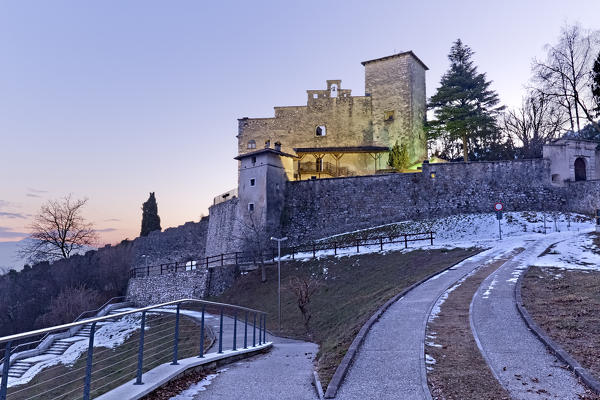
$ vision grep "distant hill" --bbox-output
[0,239,28,273]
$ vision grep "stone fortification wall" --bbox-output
[204,197,243,256]
[126,265,237,306]
[281,159,569,243]
[565,180,600,214]
[130,218,209,271]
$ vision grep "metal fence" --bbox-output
[0,299,268,400]
[130,231,435,278]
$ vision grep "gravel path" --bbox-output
[470,235,588,399]
[335,247,512,400]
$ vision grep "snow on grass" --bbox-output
[531,233,600,271]
[425,354,436,371]
[285,212,593,261]
[7,310,144,388]
[169,368,228,400]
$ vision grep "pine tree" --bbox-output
[427,39,504,161]
[592,51,600,117]
[140,192,161,237]
[387,141,410,171]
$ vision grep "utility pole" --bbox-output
[270,236,288,333]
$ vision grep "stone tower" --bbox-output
[362,51,428,164]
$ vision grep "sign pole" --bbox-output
[494,202,504,241]
[270,236,288,333]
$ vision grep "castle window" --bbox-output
[248,203,255,212]
[330,84,338,98]
[247,140,256,149]
[251,156,256,164]
[316,125,327,137]
[384,111,395,121]
[313,93,318,99]
[250,178,256,187]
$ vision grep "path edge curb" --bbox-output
[515,266,600,395]
[323,251,481,398]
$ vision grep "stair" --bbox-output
[7,361,34,378]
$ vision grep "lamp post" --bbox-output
[270,236,287,333]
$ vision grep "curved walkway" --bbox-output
[336,246,514,400]
[470,235,588,399]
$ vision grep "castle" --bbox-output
[127,51,600,305]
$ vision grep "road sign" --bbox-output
[494,202,503,211]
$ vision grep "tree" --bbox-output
[592,51,600,116]
[387,141,410,171]
[532,24,600,134]
[503,92,567,158]
[140,192,161,237]
[428,39,505,162]
[20,195,98,264]
[236,208,272,282]
[287,275,322,336]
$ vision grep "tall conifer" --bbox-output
[140,192,161,237]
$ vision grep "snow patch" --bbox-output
[169,368,228,399]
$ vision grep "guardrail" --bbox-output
[130,231,435,278]
[0,299,268,400]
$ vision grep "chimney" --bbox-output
[274,141,281,152]
[264,140,271,148]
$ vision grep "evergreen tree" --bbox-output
[387,141,410,171]
[592,51,600,117]
[427,39,504,161]
[140,192,161,237]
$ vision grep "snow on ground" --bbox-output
[285,212,593,261]
[7,311,144,388]
[169,368,228,400]
[531,233,600,271]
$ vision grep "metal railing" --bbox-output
[130,231,435,278]
[0,299,268,400]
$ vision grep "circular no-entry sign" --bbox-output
[494,202,503,211]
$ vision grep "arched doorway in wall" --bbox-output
[574,157,587,181]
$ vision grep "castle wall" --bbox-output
[130,218,209,271]
[281,159,569,243]
[204,197,243,256]
[565,179,600,214]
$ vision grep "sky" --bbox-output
[1,0,599,245]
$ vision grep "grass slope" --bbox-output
[211,247,479,386]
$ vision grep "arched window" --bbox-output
[247,140,256,149]
[330,84,338,98]
[316,125,326,136]
[574,157,586,181]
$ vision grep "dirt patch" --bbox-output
[141,368,213,400]
[522,266,600,390]
[426,252,519,400]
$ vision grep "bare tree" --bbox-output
[503,92,567,158]
[235,208,272,282]
[532,23,600,134]
[287,275,322,336]
[20,195,98,263]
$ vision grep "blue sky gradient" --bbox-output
[1,0,599,243]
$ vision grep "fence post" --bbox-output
[0,341,12,400]
[312,243,316,258]
[146,265,150,277]
[198,305,205,358]
[233,311,237,351]
[218,308,224,353]
[334,241,337,255]
[244,311,248,349]
[253,313,257,347]
[404,235,408,249]
[135,311,146,384]
[171,304,181,365]
[221,254,224,267]
[206,256,209,268]
[380,237,383,251]
[356,239,360,253]
[263,314,267,343]
[82,322,97,400]
[235,252,238,266]
[430,231,434,245]
[175,262,178,273]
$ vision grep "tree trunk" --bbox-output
[462,134,469,162]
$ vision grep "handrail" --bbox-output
[73,296,126,323]
[0,298,266,345]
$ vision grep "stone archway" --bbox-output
[574,157,587,181]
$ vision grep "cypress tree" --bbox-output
[428,39,504,161]
[592,51,600,117]
[140,192,161,237]
[387,141,410,171]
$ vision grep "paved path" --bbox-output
[470,235,588,399]
[190,337,318,400]
[336,246,514,400]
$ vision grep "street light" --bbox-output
[270,236,288,333]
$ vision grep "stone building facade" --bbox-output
[236,51,428,180]
[543,138,600,185]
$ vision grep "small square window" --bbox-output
[316,125,326,136]
[384,111,395,121]
[248,203,254,212]
[250,178,256,186]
